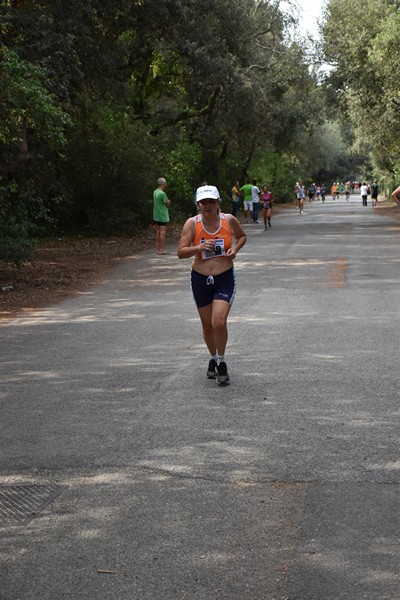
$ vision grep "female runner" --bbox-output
[178,185,246,385]
[260,184,274,230]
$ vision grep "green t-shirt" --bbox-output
[153,188,169,223]
[240,183,253,201]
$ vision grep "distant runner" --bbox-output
[296,181,305,215]
[307,182,316,202]
[231,180,241,217]
[320,183,327,203]
[260,184,274,230]
[360,182,369,207]
[370,179,379,207]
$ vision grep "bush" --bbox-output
[0,180,52,264]
[0,236,35,265]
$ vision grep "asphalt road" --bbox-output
[1,195,399,599]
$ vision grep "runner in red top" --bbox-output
[260,184,274,230]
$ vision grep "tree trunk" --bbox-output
[241,134,257,181]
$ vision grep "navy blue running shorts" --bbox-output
[191,268,236,308]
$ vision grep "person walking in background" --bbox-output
[296,181,305,214]
[260,184,274,230]
[231,180,241,217]
[307,182,316,202]
[177,185,246,385]
[370,179,379,207]
[320,183,327,203]
[331,182,337,200]
[360,181,369,207]
[251,179,261,223]
[240,178,253,223]
[153,177,171,254]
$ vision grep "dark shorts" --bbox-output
[191,268,236,308]
[153,220,168,226]
[262,202,272,209]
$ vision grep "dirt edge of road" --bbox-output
[0,225,181,322]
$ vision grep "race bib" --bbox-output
[201,238,226,260]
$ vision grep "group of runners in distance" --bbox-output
[295,179,380,213]
[215,178,380,227]
[231,179,274,230]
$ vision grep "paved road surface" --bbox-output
[1,196,399,599]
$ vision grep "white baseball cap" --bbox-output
[196,185,220,203]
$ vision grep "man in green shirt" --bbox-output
[240,178,253,223]
[153,177,171,254]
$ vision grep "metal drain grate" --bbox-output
[0,484,66,525]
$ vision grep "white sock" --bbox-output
[216,354,224,365]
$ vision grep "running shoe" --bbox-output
[207,359,217,379]
[216,361,230,386]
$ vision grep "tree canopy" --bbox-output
[322,0,400,180]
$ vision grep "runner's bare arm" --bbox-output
[392,186,400,205]
[225,215,246,258]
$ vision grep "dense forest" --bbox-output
[1,0,400,261]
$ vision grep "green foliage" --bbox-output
[61,99,161,233]
[0,45,70,261]
[0,179,54,264]
[0,47,70,147]
[322,0,400,177]
[164,141,202,218]
[252,150,297,202]
[0,0,332,258]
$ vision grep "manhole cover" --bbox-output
[0,484,66,525]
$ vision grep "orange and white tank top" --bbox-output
[193,213,233,260]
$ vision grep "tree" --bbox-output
[0,46,70,261]
[0,0,329,260]
[0,48,69,173]
[322,0,400,180]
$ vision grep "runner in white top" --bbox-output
[251,180,261,224]
[296,181,305,214]
[360,182,369,207]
